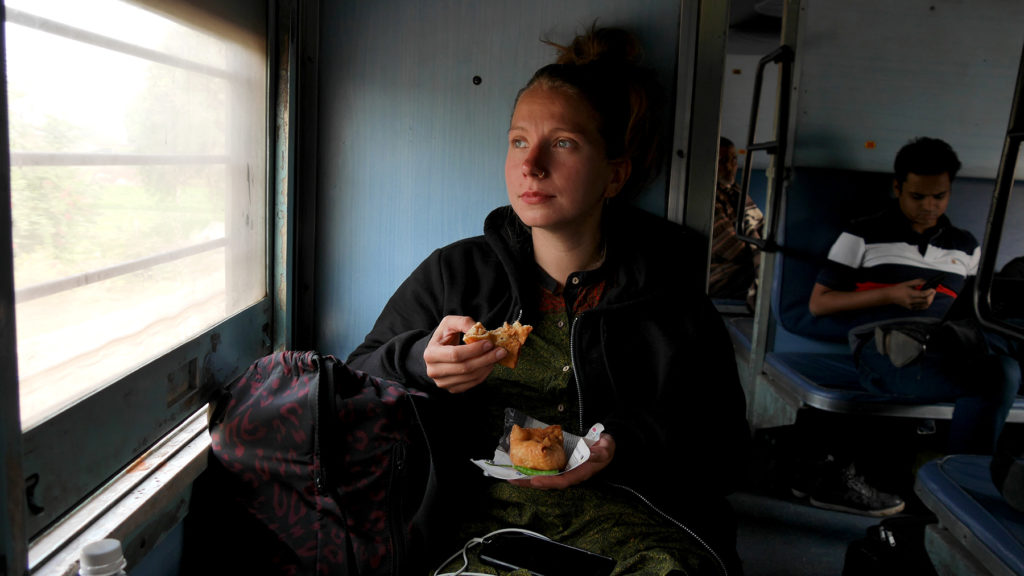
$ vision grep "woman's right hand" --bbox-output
[423,315,507,393]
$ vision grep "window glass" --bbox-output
[6,0,267,429]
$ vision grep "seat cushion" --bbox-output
[763,352,960,418]
[915,455,1024,576]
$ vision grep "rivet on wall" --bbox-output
[472,75,482,85]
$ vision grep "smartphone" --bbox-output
[919,273,946,291]
[478,532,615,576]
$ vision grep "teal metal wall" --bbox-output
[790,0,1024,177]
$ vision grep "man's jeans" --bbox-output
[858,335,1020,454]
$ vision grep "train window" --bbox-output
[6,0,267,430]
[3,0,273,554]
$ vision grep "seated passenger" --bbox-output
[802,136,1021,516]
[709,137,763,309]
[346,24,751,575]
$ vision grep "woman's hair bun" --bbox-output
[547,24,644,67]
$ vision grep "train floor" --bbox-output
[730,423,947,576]
[730,490,879,576]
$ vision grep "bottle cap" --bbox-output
[80,538,126,575]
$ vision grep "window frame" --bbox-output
[0,0,297,572]
[975,43,1024,343]
[0,3,26,572]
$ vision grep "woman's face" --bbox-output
[504,85,629,235]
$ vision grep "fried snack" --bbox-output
[462,321,533,369]
[508,424,567,472]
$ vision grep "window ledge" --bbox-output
[29,407,211,575]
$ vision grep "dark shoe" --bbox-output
[808,462,905,517]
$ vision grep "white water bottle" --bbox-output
[79,538,128,575]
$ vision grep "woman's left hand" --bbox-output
[508,433,616,490]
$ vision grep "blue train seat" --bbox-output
[915,455,1024,575]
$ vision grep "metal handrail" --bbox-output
[975,42,1024,342]
[733,44,794,252]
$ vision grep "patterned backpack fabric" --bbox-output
[182,351,434,575]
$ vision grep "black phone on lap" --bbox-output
[919,272,946,291]
[478,531,615,576]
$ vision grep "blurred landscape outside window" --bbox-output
[6,0,267,429]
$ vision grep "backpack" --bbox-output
[181,351,434,575]
[842,514,938,576]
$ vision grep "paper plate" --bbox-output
[470,408,605,480]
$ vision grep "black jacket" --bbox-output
[346,205,750,555]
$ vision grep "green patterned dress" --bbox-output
[431,269,722,576]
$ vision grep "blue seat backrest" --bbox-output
[772,167,998,351]
[773,168,892,346]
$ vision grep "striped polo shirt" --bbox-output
[816,205,980,322]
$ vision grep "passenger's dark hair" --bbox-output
[515,24,664,201]
[720,136,734,149]
[893,136,962,187]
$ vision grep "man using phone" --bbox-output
[809,138,977,322]
[798,137,1021,517]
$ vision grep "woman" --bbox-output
[347,25,750,576]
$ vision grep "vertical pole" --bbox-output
[746,0,801,427]
[290,0,319,351]
[666,0,730,293]
[975,41,1024,340]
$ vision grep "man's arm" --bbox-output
[741,194,764,240]
[808,279,935,317]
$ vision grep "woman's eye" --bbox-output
[510,138,527,149]
[555,139,574,149]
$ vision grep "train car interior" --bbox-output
[1,0,1023,575]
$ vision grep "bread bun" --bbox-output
[463,321,533,368]
[509,424,567,472]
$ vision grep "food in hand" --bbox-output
[463,321,533,368]
[509,424,567,474]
